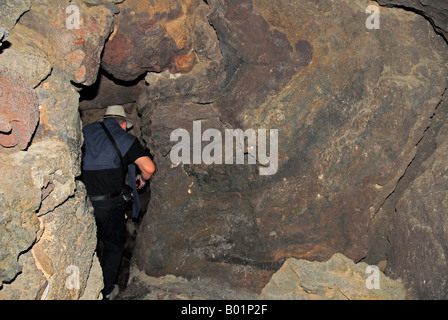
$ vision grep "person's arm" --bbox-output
[135,156,155,189]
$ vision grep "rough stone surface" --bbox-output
[0,0,31,29]
[17,0,115,85]
[101,0,201,81]
[376,0,448,42]
[33,68,85,177]
[118,271,257,300]
[118,253,406,300]
[31,182,97,300]
[0,66,39,150]
[79,254,103,300]
[259,253,408,300]
[132,0,448,294]
[0,0,30,47]
[0,150,41,285]
[0,137,100,299]
[0,0,111,299]
[0,140,74,290]
[381,96,448,300]
[0,37,52,88]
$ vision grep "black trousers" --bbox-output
[91,196,126,296]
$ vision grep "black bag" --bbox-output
[100,121,134,204]
[121,184,134,204]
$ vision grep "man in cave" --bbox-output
[81,105,155,300]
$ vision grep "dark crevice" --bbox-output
[364,87,448,266]
[78,68,146,103]
[374,1,448,44]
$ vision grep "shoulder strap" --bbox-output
[99,121,126,182]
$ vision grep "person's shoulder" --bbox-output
[82,121,99,131]
[122,130,137,141]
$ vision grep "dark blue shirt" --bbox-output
[81,119,149,196]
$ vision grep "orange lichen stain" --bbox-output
[164,1,192,50]
[64,50,86,69]
[126,0,180,20]
[39,102,51,131]
[73,38,86,46]
[72,27,86,39]
[367,1,382,12]
[108,24,119,42]
[74,65,87,83]
[83,15,102,34]
[172,50,196,73]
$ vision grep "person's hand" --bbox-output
[136,174,146,190]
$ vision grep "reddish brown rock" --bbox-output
[16,0,115,86]
[0,66,39,150]
[101,0,199,81]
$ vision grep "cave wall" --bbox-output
[376,0,448,42]
[368,93,448,299]
[130,0,448,296]
[0,0,118,299]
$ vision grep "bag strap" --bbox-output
[99,121,126,183]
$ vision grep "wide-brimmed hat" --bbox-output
[102,105,133,129]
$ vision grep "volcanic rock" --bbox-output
[0,66,39,150]
[259,253,407,300]
[376,0,448,42]
[101,0,200,81]
[132,0,448,293]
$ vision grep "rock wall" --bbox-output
[367,94,448,299]
[0,0,117,299]
[375,0,448,42]
[131,0,448,297]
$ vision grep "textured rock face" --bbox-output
[0,67,39,150]
[118,271,258,300]
[16,0,115,86]
[378,96,448,300]
[132,0,448,294]
[259,253,407,300]
[101,0,199,81]
[388,143,448,299]
[0,0,115,299]
[375,0,448,42]
[121,254,406,300]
